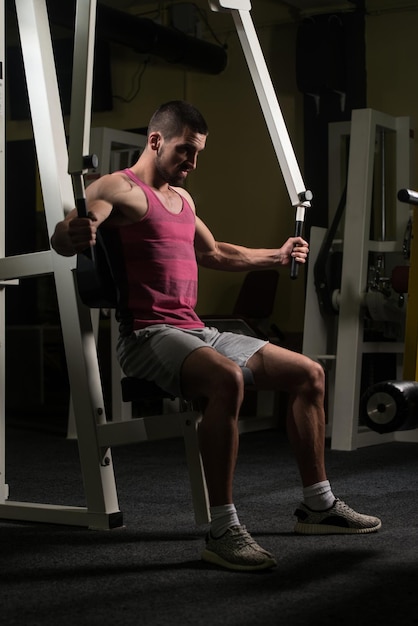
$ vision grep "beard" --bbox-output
[155,149,186,187]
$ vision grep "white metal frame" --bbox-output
[0,0,7,504]
[0,0,121,528]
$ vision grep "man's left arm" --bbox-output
[194,215,308,271]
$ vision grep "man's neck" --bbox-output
[129,158,168,193]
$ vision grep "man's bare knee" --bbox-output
[210,361,245,401]
[181,348,244,403]
[302,359,325,399]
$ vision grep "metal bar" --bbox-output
[0,501,122,529]
[68,0,97,175]
[403,204,418,381]
[331,109,376,450]
[0,250,55,280]
[68,0,97,266]
[209,0,311,207]
[0,0,7,504]
[209,0,311,280]
[230,8,310,207]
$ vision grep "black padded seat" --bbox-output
[121,366,255,404]
[121,377,176,402]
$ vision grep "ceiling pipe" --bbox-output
[46,0,228,75]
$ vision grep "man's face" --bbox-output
[154,128,207,186]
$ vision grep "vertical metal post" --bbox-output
[68,0,97,225]
[331,110,410,450]
[330,109,376,450]
[68,0,96,172]
[403,205,418,381]
[0,0,8,503]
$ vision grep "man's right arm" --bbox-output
[50,174,123,256]
[51,172,147,256]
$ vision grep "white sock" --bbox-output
[210,504,240,538]
[303,480,336,511]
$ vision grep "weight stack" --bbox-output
[359,380,418,433]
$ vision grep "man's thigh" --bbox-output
[117,325,213,397]
[247,342,320,391]
[117,324,267,398]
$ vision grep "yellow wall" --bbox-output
[366,7,418,189]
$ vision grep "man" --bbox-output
[51,100,381,572]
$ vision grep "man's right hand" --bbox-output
[67,215,98,253]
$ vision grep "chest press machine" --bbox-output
[0,0,311,529]
[302,111,418,448]
[358,187,418,436]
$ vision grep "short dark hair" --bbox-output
[147,100,208,140]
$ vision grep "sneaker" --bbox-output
[202,525,277,571]
[294,498,382,535]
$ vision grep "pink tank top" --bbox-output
[103,169,204,332]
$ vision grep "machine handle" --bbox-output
[398,188,418,205]
[290,200,308,280]
[74,175,95,262]
[290,220,304,280]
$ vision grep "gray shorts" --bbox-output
[116,324,267,398]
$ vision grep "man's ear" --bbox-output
[149,131,161,152]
